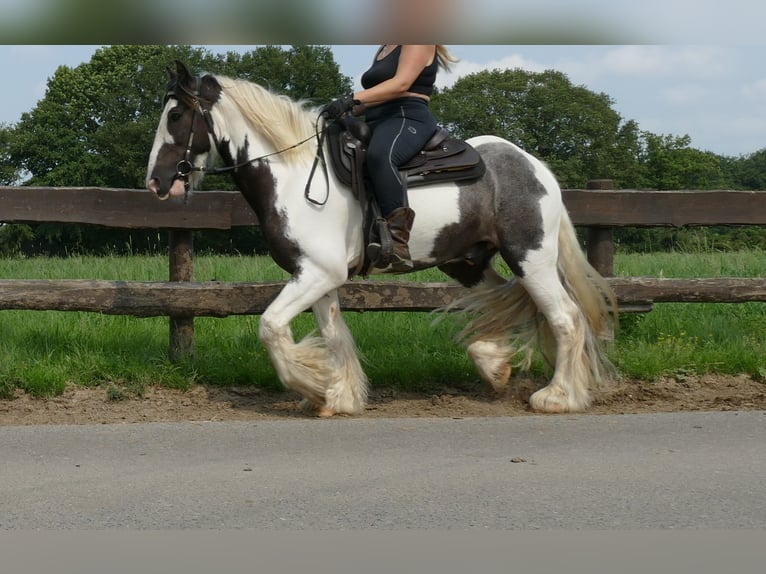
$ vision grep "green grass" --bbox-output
[613,248,766,380]
[1,250,765,398]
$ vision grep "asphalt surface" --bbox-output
[2,411,765,530]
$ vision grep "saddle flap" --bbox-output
[326,121,356,187]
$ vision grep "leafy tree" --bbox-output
[0,124,19,185]
[637,132,733,190]
[218,45,351,104]
[731,148,766,190]
[613,133,766,252]
[430,69,642,188]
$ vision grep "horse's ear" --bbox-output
[199,73,222,101]
[166,65,176,82]
[175,60,193,85]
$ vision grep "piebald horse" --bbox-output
[146,61,617,416]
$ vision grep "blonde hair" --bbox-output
[436,45,459,71]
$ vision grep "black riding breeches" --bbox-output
[364,97,438,217]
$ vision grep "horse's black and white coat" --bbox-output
[147,61,617,416]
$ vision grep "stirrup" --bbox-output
[368,217,395,269]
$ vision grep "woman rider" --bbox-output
[322,45,458,270]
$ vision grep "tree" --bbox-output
[613,133,760,252]
[430,69,642,188]
[638,132,732,190]
[217,45,351,104]
[0,124,19,185]
[731,148,766,190]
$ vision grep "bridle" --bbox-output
[164,75,329,204]
[166,78,216,192]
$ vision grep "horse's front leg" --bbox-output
[309,290,368,416]
[258,267,344,412]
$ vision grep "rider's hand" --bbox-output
[321,94,361,120]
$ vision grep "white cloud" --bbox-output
[743,79,766,100]
[708,115,766,155]
[661,84,706,106]
[600,46,728,79]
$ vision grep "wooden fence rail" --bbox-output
[2,183,766,359]
[2,277,766,316]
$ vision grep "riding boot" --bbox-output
[385,207,415,271]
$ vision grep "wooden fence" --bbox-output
[2,182,766,359]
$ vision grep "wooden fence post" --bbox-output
[168,230,194,361]
[585,179,615,277]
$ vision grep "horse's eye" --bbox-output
[168,110,183,122]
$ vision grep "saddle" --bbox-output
[324,116,485,276]
[326,119,485,191]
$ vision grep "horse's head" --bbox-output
[146,61,222,200]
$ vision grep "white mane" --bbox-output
[214,75,318,164]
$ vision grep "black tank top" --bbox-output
[360,46,438,96]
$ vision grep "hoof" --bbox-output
[316,405,335,418]
[324,383,365,416]
[529,387,571,413]
[467,341,512,392]
[489,364,512,394]
[299,398,337,418]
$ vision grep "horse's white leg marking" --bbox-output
[310,290,368,416]
[518,256,591,413]
[258,264,345,409]
[465,268,514,393]
[467,339,514,393]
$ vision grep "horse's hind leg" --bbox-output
[516,258,591,412]
[440,260,514,394]
[467,339,514,394]
[310,290,368,416]
[464,268,516,394]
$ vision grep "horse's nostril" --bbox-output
[148,177,169,199]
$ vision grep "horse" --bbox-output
[146,61,617,416]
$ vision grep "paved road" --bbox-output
[1,411,765,529]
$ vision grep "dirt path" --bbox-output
[1,374,764,425]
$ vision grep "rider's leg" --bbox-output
[365,99,437,269]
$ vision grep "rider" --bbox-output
[322,45,457,270]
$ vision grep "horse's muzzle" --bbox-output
[147,176,187,200]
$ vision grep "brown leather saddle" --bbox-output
[324,117,485,275]
[326,118,485,192]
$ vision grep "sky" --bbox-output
[0,44,765,158]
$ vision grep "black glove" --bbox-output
[321,94,361,120]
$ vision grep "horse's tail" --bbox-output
[447,209,617,388]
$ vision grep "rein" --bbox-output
[169,77,330,205]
